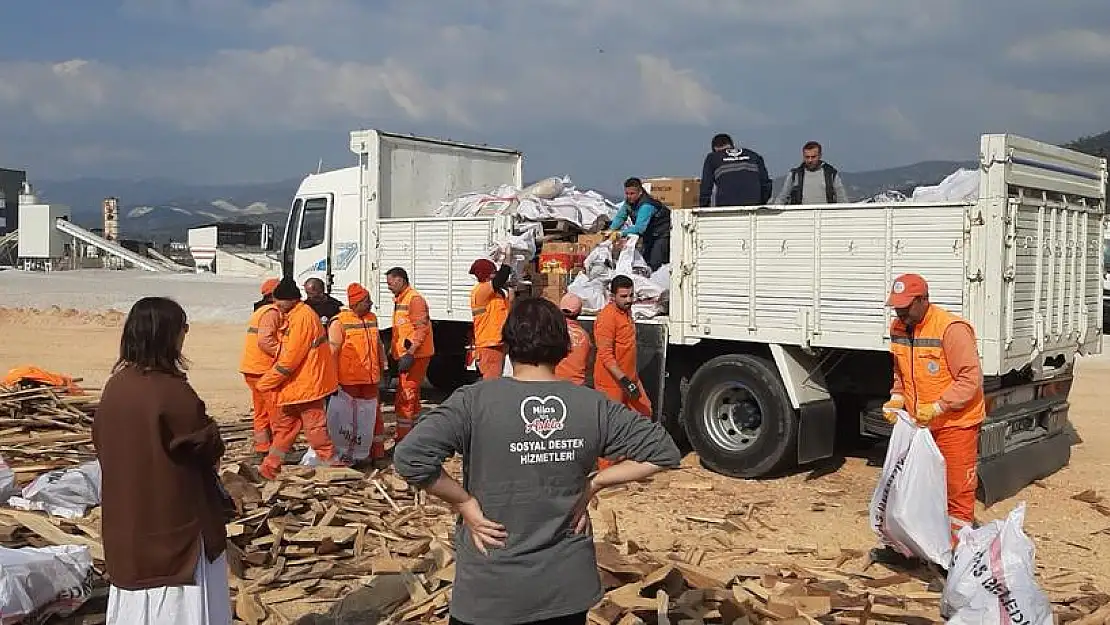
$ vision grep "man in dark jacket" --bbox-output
[303,277,343,326]
[607,177,671,271]
[698,133,773,207]
[773,140,849,205]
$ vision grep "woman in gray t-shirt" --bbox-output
[395,296,682,625]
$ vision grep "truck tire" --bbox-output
[425,354,474,393]
[682,353,798,478]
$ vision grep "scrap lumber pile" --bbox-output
[0,386,98,474]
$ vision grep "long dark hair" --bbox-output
[502,297,571,366]
[113,297,190,376]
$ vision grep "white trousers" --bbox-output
[106,540,232,625]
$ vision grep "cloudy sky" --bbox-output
[1,0,1108,189]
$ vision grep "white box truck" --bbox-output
[282,130,1106,504]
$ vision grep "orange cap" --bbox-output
[559,293,583,316]
[347,282,370,306]
[887,274,928,308]
[260,278,280,296]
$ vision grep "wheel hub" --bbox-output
[701,383,764,452]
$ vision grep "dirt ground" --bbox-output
[3,306,1109,590]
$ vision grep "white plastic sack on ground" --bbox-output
[0,545,94,624]
[911,168,980,202]
[868,412,952,567]
[324,389,379,465]
[941,503,1053,625]
[0,455,15,502]
[9,461,101,519]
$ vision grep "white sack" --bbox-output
[520,176,565,200]
[583,241,616,281]
[10,461,101,519]
[614,235,650,278]
[0,545,93,624]
[567,273,608,313]
[911,168,980,202]
[868,412,952,567]
[0,455,15,502]
[324,388,379,465]
[502,357,514,378]
[941,503,1053,625]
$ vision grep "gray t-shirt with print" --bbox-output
[394,377,682,625]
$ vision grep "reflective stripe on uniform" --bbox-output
[274,365,293,376]
[311,335,329,348]
[471,306,487,317]
[266,448,288,461]
[247,327,259,334]
[343,322,377,330]
[889,336,943,347]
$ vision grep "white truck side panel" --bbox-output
[673,202,967,352]
[375,217,500,329]
[671,134,1106,378]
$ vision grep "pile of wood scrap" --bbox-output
[0,386,98,476]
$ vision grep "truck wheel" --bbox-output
[425,354,473,393]
[683,353,798,478]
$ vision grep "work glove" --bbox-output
[606,230,621,242]
[914,402,944,426]
[619,376,640,400]
[398,353,415,373]
[881,394,904,424]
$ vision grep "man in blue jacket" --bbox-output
[606,177,670,271]
[698,133,773,207]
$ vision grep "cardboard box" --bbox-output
[644,177,700,209]
[531,271,569,305]
[539,241,586,273]
[576,233,606,249]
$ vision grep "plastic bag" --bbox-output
[567,273,609,313]
[0,545,94,624]
[583,241,615,281]
[9,461,101,519]
[323,389,379,465]
[615,235,651,278]
[941,503,1053,625]
[520,176,566,200]
[868,412,952,567]
[0,455,15,502]
[911,168,980,202]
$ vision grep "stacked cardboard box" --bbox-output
[644,177,700,209]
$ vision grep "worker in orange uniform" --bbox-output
[239,277,282,456]
[469,258,513,380]
[257,277,343,478]
[878,273,985,560]
[555,293,591,385]
[385,267,434,443]
[594,275,651,469]
[327,282,389,464]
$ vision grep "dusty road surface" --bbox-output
[2,304,1109,599]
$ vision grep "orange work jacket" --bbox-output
[556,319,592,385]
[470,282,510,348]
[239,304,279,375]
[889,305,986,430]
[334,309,383,386]
[259,301,338,405]
[593,302,638,390]
[392,286,435,359]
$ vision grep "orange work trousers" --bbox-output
[342,383,386,460]
[260,399,336,479]
[243,373,274,453]
[394,357,430,442]
[476,346,505,380]
[596,380,652,470]
[932,423,980,545]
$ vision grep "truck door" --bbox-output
[281,194,334,287]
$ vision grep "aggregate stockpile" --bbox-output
[437,176,700,319]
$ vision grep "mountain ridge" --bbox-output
[33,130,1107,242]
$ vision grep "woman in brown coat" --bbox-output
[92,297,231,624]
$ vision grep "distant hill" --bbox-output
[33,131,1106,241]
[1065,131,1110,157]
